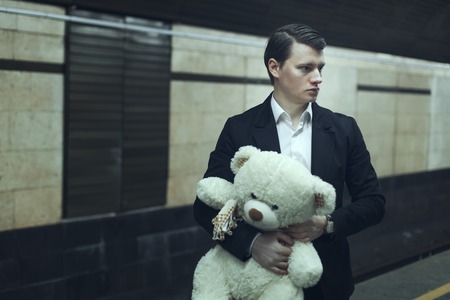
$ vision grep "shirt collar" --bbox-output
[271,95,313,124]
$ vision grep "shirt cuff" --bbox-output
[247,232,262,257]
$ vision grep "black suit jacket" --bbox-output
[193,94,386,299]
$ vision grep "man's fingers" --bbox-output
[276,261,289,270]
[270,267,288,276]
[276,231,294,246]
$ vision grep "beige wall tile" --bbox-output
[396,94,430,114]
[246,57,269,79]
[431,76,450,113]
[0,30,14,59]
[429,114,450,133]
[318,66,357,115]
[370,156,394,178]
[166,174,201,207]
[0,112,9,150]
[398,73,430,90]
[13,32,64,63]
[170,112,202,145]
[357,112,395,137]
[170,111,232,145]
[427,132,450,170]
[356,91,396,114]
[0,150,62,192]
[0,71,13,109]
[394,153,426,174]
[2,0,64,14]
[0,192,14,231]
[244,84,273,110]
[168,143,212,177]
[14,187,61,228]
[358,69,397,86]
[9,112,62,149]
[172,24,264,57]
[0,71,31,106]
[0,12,17,30]
[30,73,63,111]
[428,133,450,152]
[364,135,395,158]
[172,50,246,77]
[170,81,245,113]
[428,150,450,170]
[395,134,428,155]
[17,15,64,36]
[2,72,63,111]
[396,114,428,134]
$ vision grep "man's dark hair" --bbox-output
[264,24,326,84]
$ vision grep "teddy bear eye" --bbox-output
[251,193,257,199]
[271,204,279,210]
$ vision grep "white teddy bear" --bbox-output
[192,146,336,300]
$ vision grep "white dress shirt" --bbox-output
[271,95,313,171]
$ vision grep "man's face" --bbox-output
[270,42,325,106]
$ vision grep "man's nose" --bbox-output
[311,69,323,84]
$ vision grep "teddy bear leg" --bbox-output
[288,242,323,288]
[192,247,231,300]
[259,277,303,300]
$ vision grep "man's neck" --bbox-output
[273,92,308,128]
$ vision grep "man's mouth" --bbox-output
[307,88,319,95]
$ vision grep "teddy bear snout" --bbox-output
[248,208,263,221]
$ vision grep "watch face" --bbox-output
[327,221,334,233]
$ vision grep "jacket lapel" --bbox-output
[252,95,281,153]
[311,103,336,179]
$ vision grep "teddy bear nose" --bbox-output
[248,208,263,221]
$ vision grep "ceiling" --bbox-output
[28,0,450,64]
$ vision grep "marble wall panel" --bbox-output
[9,111,62,149]
[318,66,357,116]
[0,191,14,231]
[13,32,64,62]
[0,30,14,59]
[0,150,62,192]
[14,187,61,228]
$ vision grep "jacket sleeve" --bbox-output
[193,118,261,261]
[331,117,386,240]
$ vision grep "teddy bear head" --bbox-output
[230,146,335,230]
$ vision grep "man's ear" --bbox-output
[268,58,280,79]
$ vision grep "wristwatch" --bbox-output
[324,214,334,234]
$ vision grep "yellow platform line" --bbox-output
[414,282,450,300]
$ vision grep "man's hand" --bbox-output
[251,231,293,275]
[283,215,327,242]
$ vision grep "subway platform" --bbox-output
[352,248,450,300]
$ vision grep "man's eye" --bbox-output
[272,204,279,210]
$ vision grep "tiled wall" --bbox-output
[167,24,272,207]
[1,3,450,226]
[168,24,450,206]
[429,76,450,169]
[0,0,65,231]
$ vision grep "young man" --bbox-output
[193,23,386,300]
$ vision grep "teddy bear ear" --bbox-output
[230,146,260,174]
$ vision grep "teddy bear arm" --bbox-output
[288,242,323,289]
[197,177,236,210]
[313,178,336,216]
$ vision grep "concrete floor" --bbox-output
[352,249,450,300]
